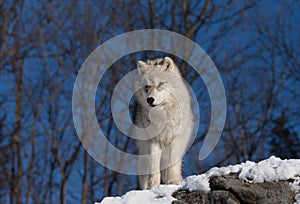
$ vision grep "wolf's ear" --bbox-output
[137,60,147,69]
[137,60,148,75]
[163,57,176,71]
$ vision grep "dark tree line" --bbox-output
[0,0,299,203]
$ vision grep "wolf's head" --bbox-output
[136,57,180,108]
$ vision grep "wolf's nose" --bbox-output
[147,97,154,105]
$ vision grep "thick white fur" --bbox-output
[134,57,194,189]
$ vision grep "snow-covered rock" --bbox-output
[97,156,300,204]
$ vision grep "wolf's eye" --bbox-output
[157,82,165,90]
[144,85,151,93]
[158,82,165,87]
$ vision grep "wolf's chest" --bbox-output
[150,108,182,147]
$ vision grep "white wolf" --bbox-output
[134,57,194,189]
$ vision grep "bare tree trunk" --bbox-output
[60,175,66,204]
[10,155,14,204]
[13,60,24,204]
[81,151,88,204]
[25,122,36,204]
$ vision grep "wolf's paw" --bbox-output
[165,177,183,185]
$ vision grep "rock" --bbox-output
[210,173,295,204]
[208,190,240,204]
[172,173,296,204]
[172,189,208,204]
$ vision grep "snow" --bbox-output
[99,185,178,204]
[295,194,300,204]
[239,157,300,182]
[181,163,242,192]
[292,178,300,204]
[97,156,300,204]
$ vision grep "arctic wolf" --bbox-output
[134,57,194,189]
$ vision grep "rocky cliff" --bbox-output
[173,173,297,204]
[99,157,300,204]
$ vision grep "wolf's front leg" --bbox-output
[137,141,151,189]
[161,156,183,185]
[138,171,161,189]
[138,174,149,190]
[138,143,161,189]
[148,144,161,188]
